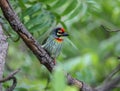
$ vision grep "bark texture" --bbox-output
[0,24,8,91]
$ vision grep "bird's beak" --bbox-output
[62,32,69,36]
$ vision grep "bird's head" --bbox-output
[52,27,69,42]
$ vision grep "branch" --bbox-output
[0,0,54,72]
[0,69,20,83]
[66,74,95,91]
[101,25,120,32]
[96,64,120,91]
[96,76,120,91]
[0,23,8,90]
[0,0,94,91]
[103,64,120,83]
[0,69,20,91]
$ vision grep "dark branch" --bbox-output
[6,77,17,91]
[0,69,20,91]
[0,69,20,83]
[0,0,54,72]
[96,76,120,91]
[66,73,95,91]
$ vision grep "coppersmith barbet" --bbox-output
[42,27,69,64]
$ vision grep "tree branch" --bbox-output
[96,75,120,91]
[103,64,120,83]
[0,69,20,91]
[95,64,120,91]
[66,73,95,91]
[0,0,54,72]
[0,0,93,91]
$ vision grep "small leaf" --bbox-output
[22,3,42,16]
[65,3,82,21]
[52,0,67,9]
[62,0,78,16]
[18,0,26,9]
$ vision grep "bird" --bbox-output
[42,27,69,64]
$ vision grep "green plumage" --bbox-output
[41,27,68,59]
[42,35,62,58]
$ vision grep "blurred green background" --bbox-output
[0,0,120,91]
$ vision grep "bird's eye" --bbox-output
[56,29,64,36]
[58,29,63,33]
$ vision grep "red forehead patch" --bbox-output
[60,28,65,32]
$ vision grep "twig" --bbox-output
[101,25,120,32]
[0,68,20,83]
[0,69,20,91]
[96,75,120,91]
[6,77,17,91]
[103,64,120,83]
[96,64,120,91]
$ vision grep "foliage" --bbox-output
[0,0,120,91]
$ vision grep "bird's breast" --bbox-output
[43,38,63,58]
[55,37,63,43]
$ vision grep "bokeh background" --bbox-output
[1,0,120,91]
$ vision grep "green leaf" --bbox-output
[52,0,67,9]
[65,3,82,21]
[25,13,44,27]
[18,0,26,9]
[22,3,42,16]
[52,66,66,91]
[62,0,78,16]
[39,0,55,4]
